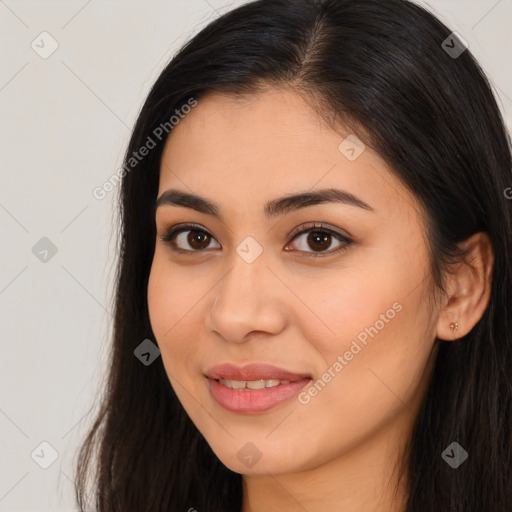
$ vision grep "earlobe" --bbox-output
[435,232,494,341]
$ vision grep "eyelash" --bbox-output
[159,222,353,258]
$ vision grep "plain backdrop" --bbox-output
[1,1,511,510]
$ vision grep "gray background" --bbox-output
[1,1,511,510]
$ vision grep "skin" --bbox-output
[147,87,494,511]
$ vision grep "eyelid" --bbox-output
[288,221,353,242]
[160,222,207,239]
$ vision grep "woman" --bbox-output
[75,0,512,510]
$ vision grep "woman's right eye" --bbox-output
[159,224,221,254]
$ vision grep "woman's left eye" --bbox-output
[287,223,353,256]
[159,222,353,257]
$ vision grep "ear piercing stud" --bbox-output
[450,321,458,332]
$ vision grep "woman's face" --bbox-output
[147,88,439,476]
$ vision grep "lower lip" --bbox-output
[207,377,311,413]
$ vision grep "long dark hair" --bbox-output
[74,0,512,510]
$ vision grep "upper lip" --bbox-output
[205,363,312,382]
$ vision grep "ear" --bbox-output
[436,232,494,341]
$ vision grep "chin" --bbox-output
[220,456,296,476]
[208,440,312,476]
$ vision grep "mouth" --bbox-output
[204,362,313,413]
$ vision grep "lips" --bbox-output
[205,363,313,413]
[205,362,312,382]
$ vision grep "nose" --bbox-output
[205,248,287,344]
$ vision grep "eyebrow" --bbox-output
[154,187,374,220]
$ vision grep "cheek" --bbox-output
[294,264,402,358]
[296,250,433,404]
[298,278,433,429]
[147,257,202,376]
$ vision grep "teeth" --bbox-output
[218,378,292,390]
[230,380,248,390]
[247,379,267,390]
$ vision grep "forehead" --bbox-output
[162,88,339,174]
[158,88,422,223]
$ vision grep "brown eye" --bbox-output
[286,222,353,257]
[306,231,332,251]
[185,230,211,250]
[160,222,352,257]
[160,224,221,253]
